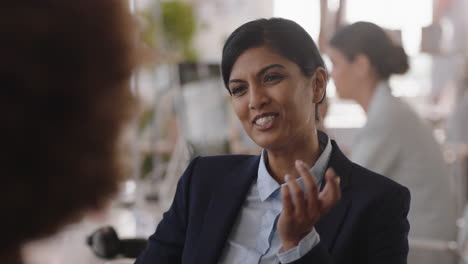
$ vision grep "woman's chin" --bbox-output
[250,135,286,151]
[250,137,273,150]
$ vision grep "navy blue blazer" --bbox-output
[136,141,410,264]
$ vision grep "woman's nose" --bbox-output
[248,87,270,110]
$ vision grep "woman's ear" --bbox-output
[353,54,372,77]
[312,67,328,103]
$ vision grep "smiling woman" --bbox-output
[227,47,325,154]
[136,18,411,264]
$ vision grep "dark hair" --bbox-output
[221,17,327,120]
[329,21,409,80]
[0,0,137,260]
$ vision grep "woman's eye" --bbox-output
[231,86,247,96]
[264,74,283,83]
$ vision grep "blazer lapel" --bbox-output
[316,140,353,252]
[194,155,260,264]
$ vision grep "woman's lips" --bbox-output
[253,114,278,131]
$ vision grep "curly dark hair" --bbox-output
[0,0,137,261]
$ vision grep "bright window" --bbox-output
[346,0,432,56]
[273,0,321,42]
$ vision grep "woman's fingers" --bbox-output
[285,174,307,219]
[283,162,341,225]
[295,160,320,220]
[281,179,294,218]
[318,168,341,214]
[294,161,341,217]
[278,164,341,249]
[296,160,318,196]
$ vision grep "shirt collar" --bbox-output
[257,132,332,201]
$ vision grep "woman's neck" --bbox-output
[354,78,380,113]
[265,130,320,184]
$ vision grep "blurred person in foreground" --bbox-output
[328,21,457,263]
[0,1,138,263]
[136,18,410,264]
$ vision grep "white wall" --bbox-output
[193,0,274,63]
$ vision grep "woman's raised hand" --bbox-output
[277,160,341,251]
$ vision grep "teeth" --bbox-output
[255,115,276,125]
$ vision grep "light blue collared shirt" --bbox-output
[219,133,332,263]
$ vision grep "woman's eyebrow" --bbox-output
[229,64,285,84]
[229,79,245,85]
[257,64,285,78]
